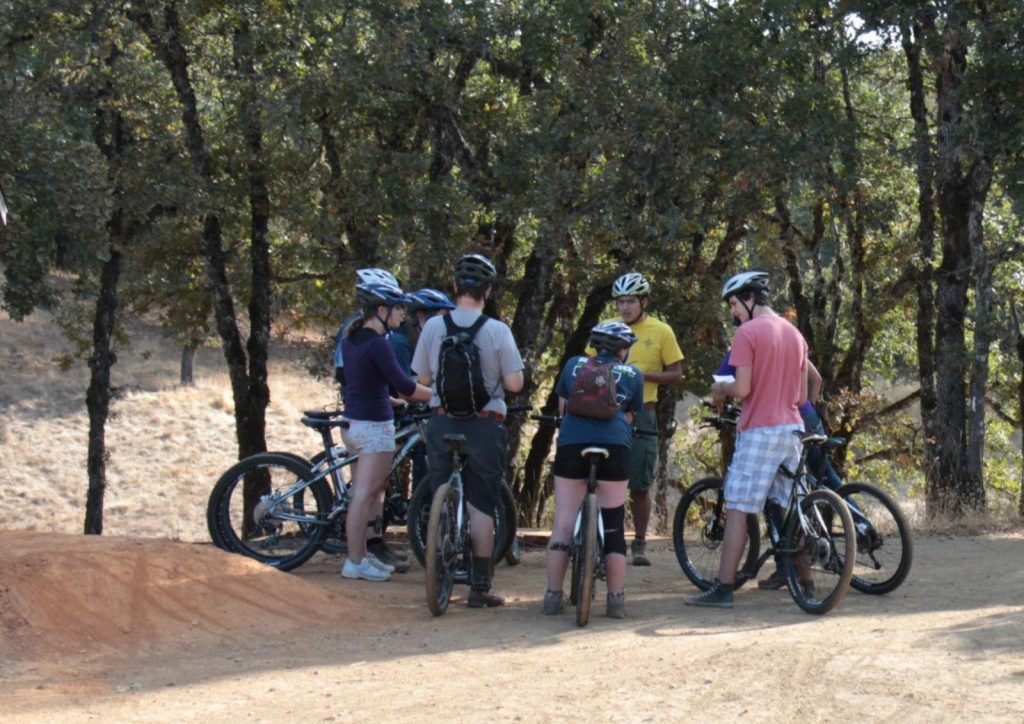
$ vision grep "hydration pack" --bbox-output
[566,356,619,420]
[436,314,490,418]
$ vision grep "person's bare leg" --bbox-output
[716,508,749,585]
[546,477,586,592]
[345,452,392,563]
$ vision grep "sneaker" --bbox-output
[606,592,626,619]
[631,539,651,567]
[363,551,395,574]
[542,590,565,615]
[341,557,390,582]
[468,588,505,608]
[684,579,734,609]
[757,571,787,590]
[368,541,410,574]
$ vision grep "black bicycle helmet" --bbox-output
[454,253,498,286]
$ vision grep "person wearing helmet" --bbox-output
[685,271,808,609]
[339,277,433,583]
[407,288,456,331]
[334,269,405,395]
[603,271,683,566]
[411,252,525,608]
[543,321,645,619]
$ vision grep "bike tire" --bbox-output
[208,451,313,553]
[837,482,913,595]
[504,536,522,566]
[408,479,515,568]
[574,494,599,627]
[671,477,760,591]
[781,488,856,615]
[424,483,459,617]
[209,453,331,571]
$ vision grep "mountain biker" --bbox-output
[544,321,644,619]
[685,270,808,608]
[603,272,683,566]
[715,349,838,590]
[411,252,525,608]
[340,277,432,582]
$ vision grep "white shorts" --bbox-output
[724,424,802,514]
[340,419,396,455]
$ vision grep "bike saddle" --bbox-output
[795,431,827,445]
[301,415,349,430]
[443,434,468,448]
[581,447,610,459]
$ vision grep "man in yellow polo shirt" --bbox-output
[607,272,683,565]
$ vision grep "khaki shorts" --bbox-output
[340,419,396,455]
[627,408,658,492]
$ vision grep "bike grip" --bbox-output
[632,428,660,437]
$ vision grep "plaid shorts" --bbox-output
[723,424,803,514]
[340,418,396,455]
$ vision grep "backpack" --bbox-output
[436,314,491,418]
[566,356,619,420]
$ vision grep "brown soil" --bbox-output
[2,530,1023,722]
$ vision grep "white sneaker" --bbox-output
[341,557,390,581]
[363,551,395,573]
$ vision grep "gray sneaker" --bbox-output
[631,539,651,566]
[684,579,734,609]
[606,592,626,619]
[542,590,564,615]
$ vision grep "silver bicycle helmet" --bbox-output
[721,271,770,301]
[589,320,638,352]
[611,272,651,298]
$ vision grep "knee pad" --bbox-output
[601,505,627,556]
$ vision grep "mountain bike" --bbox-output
[673,412,857,614]
[207,404,433,570]
[424,433,474,616]
[406,405,534,568]
[675,404,913,596]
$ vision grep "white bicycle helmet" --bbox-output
[611,272,651,298]
[356,268,400,287]
[721,271,770,301]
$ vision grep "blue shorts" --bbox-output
[724,425,802,514]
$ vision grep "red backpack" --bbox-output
[566,357,619,420]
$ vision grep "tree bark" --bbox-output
[180,338,198,385]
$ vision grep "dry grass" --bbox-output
[0,307,338,542]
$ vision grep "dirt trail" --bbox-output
[2,530,1023,722]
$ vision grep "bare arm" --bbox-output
[503,370,524,393]
[712,365,751,406]
[807,359,822,404]
[643,361,682,386]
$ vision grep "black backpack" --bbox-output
[436,314,491,418]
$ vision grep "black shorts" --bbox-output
[552,443,631,481]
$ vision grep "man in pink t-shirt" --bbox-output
[685,271,808,609]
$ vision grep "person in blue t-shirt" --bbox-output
[543,321,644,619]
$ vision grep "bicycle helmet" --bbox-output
[355,281,409,308]
[453,253,498,286]
[721,271,770,302]
[589,320,638,353]
[356,268,400,287]
[407,288,456,312]
[611,272,651,298]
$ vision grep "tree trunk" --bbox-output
[84,244,121,535]
[180,338,199,385]
[902,18,941,511]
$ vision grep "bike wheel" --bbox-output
[504,536,522,566]
[424,483,459,617]
[408,478,513,568]
[838,482,913,595]
[209,453,331,571]
[672,477,760,591]
[573,494,599,627]
[781,489,855,614]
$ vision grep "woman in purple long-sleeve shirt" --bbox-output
[340,278,432,582]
